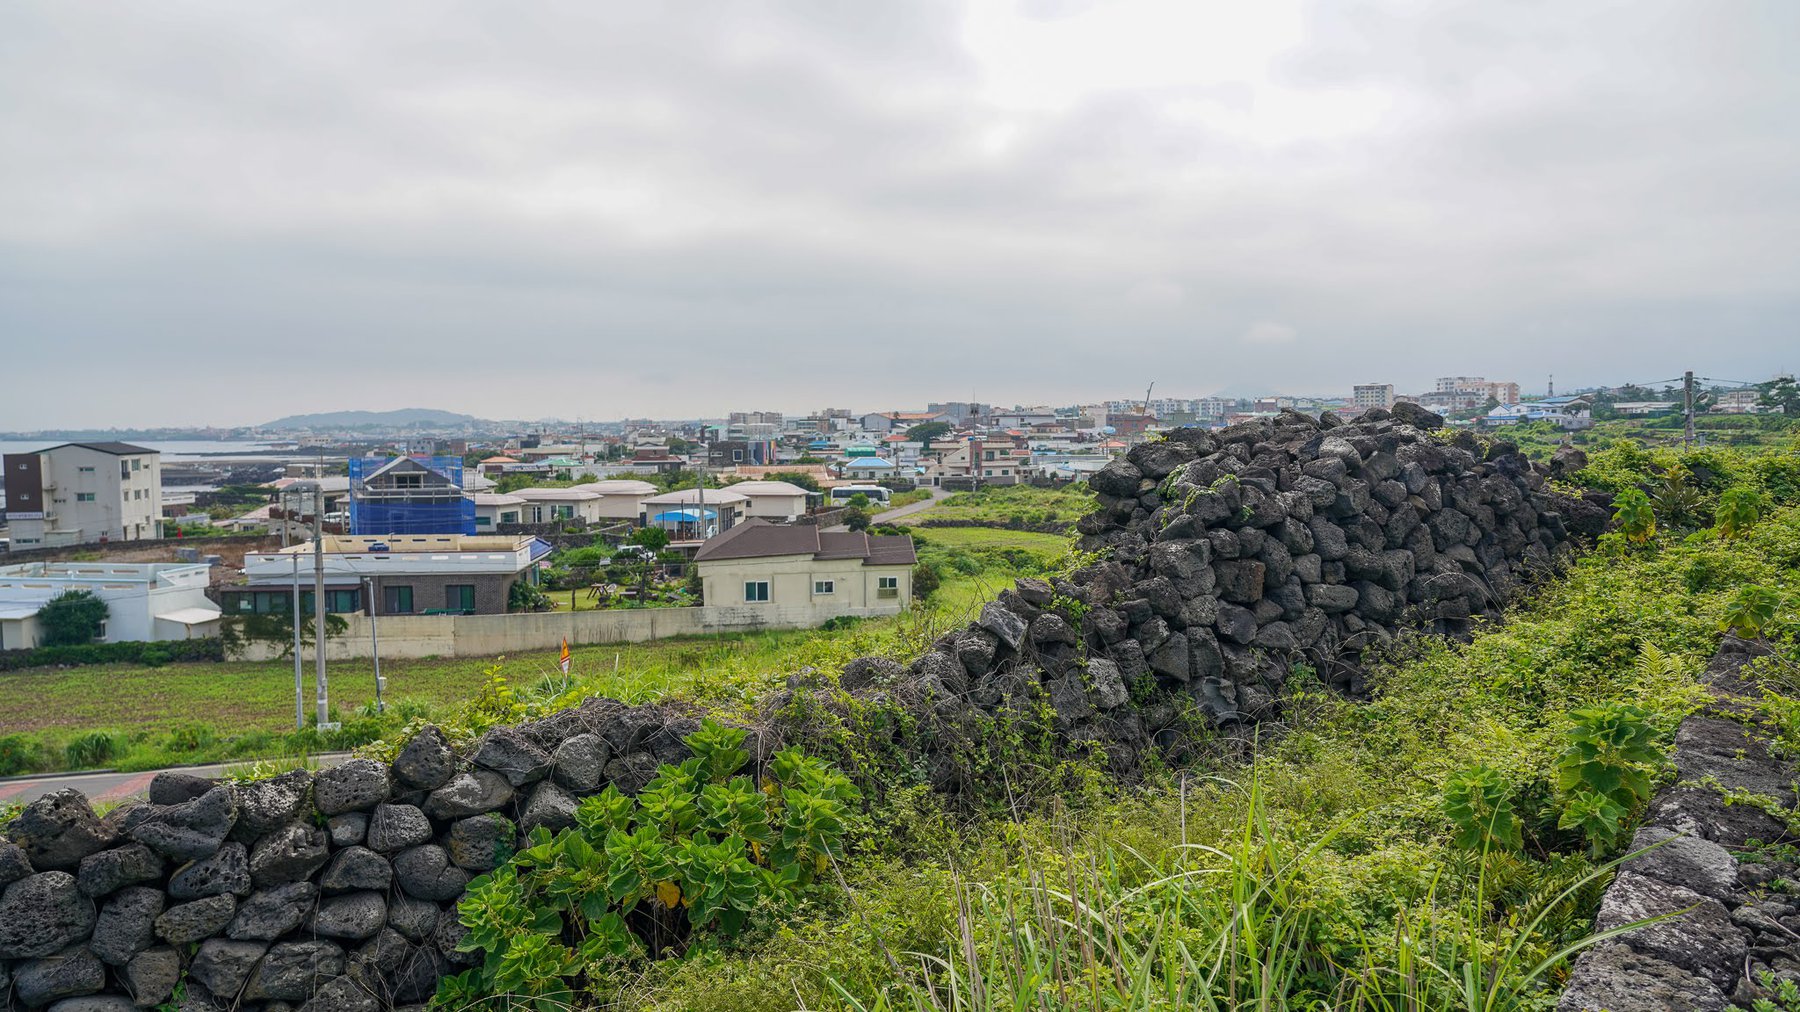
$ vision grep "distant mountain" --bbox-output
[261,408,482,430]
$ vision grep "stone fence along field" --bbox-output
[0,407,1623,1010]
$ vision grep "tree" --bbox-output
[904,421,952,444]
[1757,377,1800,416]
[762,471,822,493]
[844,507,871,532]
[629,526,670,552]
[37,590,109,646]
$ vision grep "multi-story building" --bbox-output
[3,442,163,549]
[1353,384,1396,410]
[347,456,476,536]
[228,534,550,617]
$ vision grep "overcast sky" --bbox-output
[2,1,1796,428]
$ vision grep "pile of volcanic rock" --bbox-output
[838,405,1607,784]
[0,699,706,1011]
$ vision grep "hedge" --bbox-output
[0,637,225,672]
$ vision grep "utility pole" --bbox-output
[289,493,303,730]
[311,485,329,728]
[1142,381,1155,420]
[1683,370,1697,448]
[366,575,384,714]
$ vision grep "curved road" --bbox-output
[0,752,355,807]
[824,487,949,532]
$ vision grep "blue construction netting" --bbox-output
[348,456,477,535]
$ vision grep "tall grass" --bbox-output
[820,779,1670,1012]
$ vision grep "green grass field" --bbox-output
[897,482,1093,527]
[0,525,1069,774]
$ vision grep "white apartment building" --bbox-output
[1353,384,1396,410]
[3,443,163,549]
[0,561,220,647]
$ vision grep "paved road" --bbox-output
[0,752,356,806]
[824,488,949,532]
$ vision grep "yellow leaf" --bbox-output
[814,853,828,874]
[750,841,763,863]
[655,880,681,908]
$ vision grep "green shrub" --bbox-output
[1554,703,1665,855]
[1444,765,1522,852]
[441,721,858,1008]
[1612,488,1657,545]
[1722,585,1787,638]
[1719,487,1767,539]
[64,731,122,769]
[0,734,46,776]
[37,589,109,647]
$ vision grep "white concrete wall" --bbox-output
[239,602,904,661]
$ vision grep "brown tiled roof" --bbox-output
[863,535,917,567]
[693,519,819,562]
[693,518,914,567]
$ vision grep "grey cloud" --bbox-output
[1,0,1796,427]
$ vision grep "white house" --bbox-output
[231,534,549,616]
[3,443,163,549]
[0,561,220,648]
[642,488,750,539]
[510,488,606,524]
[694,520,915,624]
[568,479,659,521]
[840,457,899,482]
[472,493,528,530]
[721,480,813,522]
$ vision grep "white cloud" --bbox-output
[1241,321,1298,345]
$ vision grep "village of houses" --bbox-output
[0,376,1773,657]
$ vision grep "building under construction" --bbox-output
[347,456,477,536]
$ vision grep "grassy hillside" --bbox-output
[606,449,1800,1011]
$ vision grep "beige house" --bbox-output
[568,479,659,520]
[511,487,606,524]
[694,520,915,624]
[721,480,813,522]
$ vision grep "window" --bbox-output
[813,580,834,595]
[475,515,492,527]
[732,449,743,461]
[447,585,476,612]
[744,581,770,603]
[121,462,130,479]
[877,576,900,599]
[231,590,291,614]
[131,459,141,471]
[327,589,359,612]
[77,466,94,474]
[393,473,424,488]
[76,493,95,502]
[384,585,414,613]
[500,511,519,524]
[552,505,574,520]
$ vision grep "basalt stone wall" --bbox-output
[0,407,1611,1010]
[829,405,1608,790]
[0,700,721,1011]
[1559,636,1798,1012]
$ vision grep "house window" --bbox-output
[813,580,834,595]
[384,585,414,613]
[328,589,359,612]
[744,581,770,603]
[553,505,574,520]
[446,585,476,612]
[77,466,94,474]
[733,449,743,461]
[121,462,130,478]
[393,473,424,488]
[500,511,519,524]
[877,576,899,599]
[76,493,95,502]
[475,515,492,527]
[131,459,141,471]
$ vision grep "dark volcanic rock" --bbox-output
[77,842,163,898]
[424,770,515,819]
[227,881,317,941]
[366,803,433,853]
[130,785,237,861]
[314,759,392,815]
[8,789,113,870]
[155,893,237,945]
[167,841,251,899]
[471,727,552,787]
[0,871,97,959]
[15,944,107,1006]
[90,885,161,965]
[391,725,457,790]
[393,844,471,902]
[249,821,331,887]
